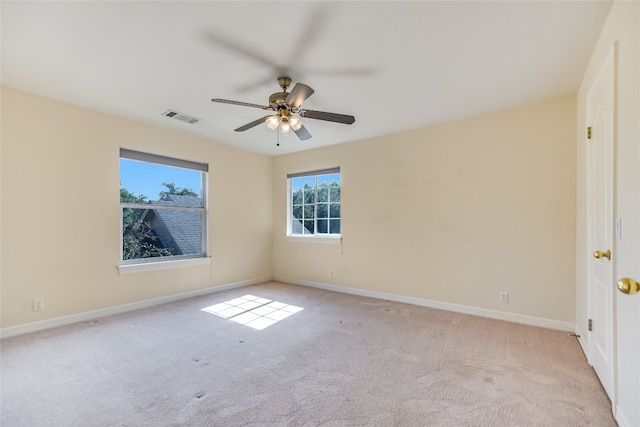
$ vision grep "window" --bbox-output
[119,148,208,265]
[288,167,340,238]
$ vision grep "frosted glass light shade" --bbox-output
[280,121,291,136]
[265,115,281,130]
[289,115,302,131]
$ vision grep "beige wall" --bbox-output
[274,96,577,323]
[1,86,579,329]
[0,86,273,328]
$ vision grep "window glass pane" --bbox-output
[317,219,328,234]
[122,207,144,232]
[329,203,340,218]
[317,186,329,203]
[304,189,315,204]
[303,220,314,234]
[122,208,202,260]
[292,220,303,234]
[317,173,339,186]
[292,189,303,205]
[317,203,328,219]
[292,205,303,219]
[329,184,341,202]
[329,219,341,234]
[304,205,315,219]
[120,158,202,206]
[302,176,314,189]
[291,177,305,192]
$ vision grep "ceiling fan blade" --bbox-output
[285,83,314,108]
[234,116,271,132]
[289,6,329,64]
[204,32,279,70]
[235,73,288,93]
[293,124,312,141]
[305,67,376,78]
[299,109,355,125]
[211,98,272,110]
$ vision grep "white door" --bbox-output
[613,164,640,426]
[586,48,614,401]
[612,29,640,424]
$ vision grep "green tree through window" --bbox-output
[289,168,340,236]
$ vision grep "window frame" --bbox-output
[118,148,210,273]
[286,167,341,244]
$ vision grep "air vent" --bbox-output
[163,110,201,124]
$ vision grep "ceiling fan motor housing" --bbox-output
[269,91,288,107]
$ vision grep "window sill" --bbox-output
[286,235,341,244]
[118,257,211,275]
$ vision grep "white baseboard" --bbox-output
[2,276,575,339]
[1,276,272,339]
[614,404,632,427]
[277,277,575,332]
[574,325,589,359]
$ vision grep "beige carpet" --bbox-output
[1,281,615,426]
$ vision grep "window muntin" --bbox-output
[288,168,340,237]
[119,149,208,264]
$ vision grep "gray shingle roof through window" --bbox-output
[143,194,203,255]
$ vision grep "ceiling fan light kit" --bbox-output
[212,76,355,144]
[264,109,303,136]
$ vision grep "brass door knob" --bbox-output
[617,278,640,295]
[593,250,611,260]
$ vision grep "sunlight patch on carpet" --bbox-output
[201,295,303,330]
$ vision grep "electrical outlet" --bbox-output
[499,292,508,303]
[328,270,333,278]
[33,298,45,311]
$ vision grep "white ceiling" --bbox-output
[1,1,612,156]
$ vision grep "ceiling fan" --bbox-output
[211,77,355,141]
